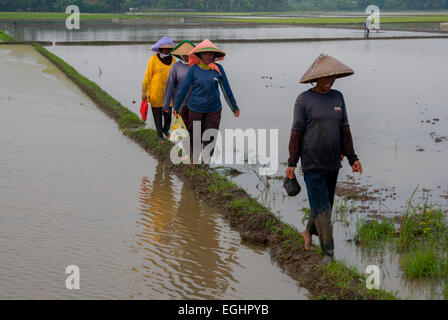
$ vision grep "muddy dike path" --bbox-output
[31,43,395,300]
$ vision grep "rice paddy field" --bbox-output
[1,11,448,300]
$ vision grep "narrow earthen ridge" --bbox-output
[53,35,448,46]
[0,40,53,46]
[32,43,396,300]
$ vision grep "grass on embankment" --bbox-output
[31,43,395,300]
[0,11,177,21]
[0,29,13,42]
[200,15,448,25]
[355,187,448,281]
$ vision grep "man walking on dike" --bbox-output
[286,54,363,258]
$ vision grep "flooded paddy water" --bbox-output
[0,45,309,299]
[1,20,443,42]
[47,36,448,299]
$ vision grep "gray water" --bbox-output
[0,45,309,299]
[1,20,442,42]
[48,38,448,299]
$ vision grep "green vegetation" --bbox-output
[355,218,396,247]
[200,15,448,25]
[0,11,172,20]
[355,187,448,281]
[1,0,448,13]
[0,29,13,42]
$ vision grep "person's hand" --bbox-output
[173,110,178,117]
[352,161,363,175]
[234,109,240,118]
[164,108,170,113]
[142,93,147,101]
[286,167,296,179]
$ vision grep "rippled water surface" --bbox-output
[0,45,308,299]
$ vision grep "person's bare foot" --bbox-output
[302,231,313,251]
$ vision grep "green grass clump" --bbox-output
[320,260,396,300]
[0,29,13,42]
[400,245,447,279]
[355,186,448,282]
[119,114,144,129]
[355,218,396,247]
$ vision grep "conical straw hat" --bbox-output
[189,39,226,60]
[300,54,354,83]
[151,36,176,53]
[171,40,196,59]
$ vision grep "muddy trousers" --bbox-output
[187,109,221,164]
[151,107,172,139]
[303,170,339,257]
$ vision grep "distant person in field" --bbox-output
[365,11,374,38]
[286,54,362,258]
[142,36,176,143]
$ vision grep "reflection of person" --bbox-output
[142,36,176,143]
[135,162,237,298]
[286,54,362,257]
[173,39,240,170]
[163,40,196,133]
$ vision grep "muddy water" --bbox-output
[0,45,309,299]
[1,20,441,42]
[48,38,448,298]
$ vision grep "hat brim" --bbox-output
[300,71,354,83]
[193,47,226,59]
[171,42,196,59]
[159,44,175,49]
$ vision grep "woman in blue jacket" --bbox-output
[173,39,240,169]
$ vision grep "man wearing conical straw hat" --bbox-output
[286,53,363,258]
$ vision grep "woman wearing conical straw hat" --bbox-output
[173,39,240,170]
[286,53,363,258]
[163,40,196,129]
[142,36,176,143]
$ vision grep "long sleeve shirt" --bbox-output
[142,54,175,108]
[163,61,190,111]
[287,89,359,171]
[173,64,239,114]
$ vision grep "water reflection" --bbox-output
[132,162,238,299]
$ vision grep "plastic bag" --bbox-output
[283,176,301,197]
[170,115,189,142]
[140,100,148,121]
